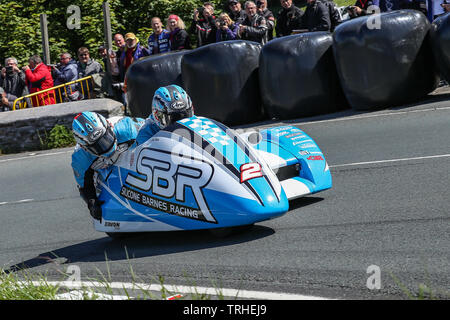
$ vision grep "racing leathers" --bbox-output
[71,116,144,220]
[135,114,161,146]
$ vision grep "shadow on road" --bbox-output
[5,225,275,274]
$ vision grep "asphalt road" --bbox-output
[1,94,449,300]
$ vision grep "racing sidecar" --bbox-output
[93,116,332,235]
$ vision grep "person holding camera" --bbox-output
[215,13,239,42]
[239,1,268,45]
[190,2,217,47]
[52,52,79,103]
[254,0,275,41]
[0,57,28,111]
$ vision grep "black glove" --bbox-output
[88,199,104,221]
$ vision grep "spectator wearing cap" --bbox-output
[148,17,171,55]
[119,32,149,80]
[276,0,304,37]
[227,0,247,24]
[22,54,56,107]
[167,14,191,51]
[190,2,218,47]
[0,57,29,110]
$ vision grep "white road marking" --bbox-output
[32,281,332,300]
[0,199,34,206]
[0,150,72,163]
[291,105,450,126]
[329,153,450,168]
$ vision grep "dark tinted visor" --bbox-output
[157,109,193,127]
[86,126,115,156]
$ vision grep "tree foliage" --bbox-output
[0,0,228,66]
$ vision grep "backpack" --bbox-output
[319,0,342,32]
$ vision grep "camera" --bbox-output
[219,19,227,27]
[5,65,13,74]
[343,5,357,16]
[197,6,204,15]
[256,0,263,8]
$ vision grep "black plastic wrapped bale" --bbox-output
[181,40,264,126]
[430,13,450,82]
[333,10,439,111]
[126,51,187,118]
[259,32,348,120]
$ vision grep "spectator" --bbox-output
[215,13,239,42]
[227,0,247,24]
[346,0,375,18]
[0,87,10,112]
[239,1,268,44]
[120,32,149,79]
[432,0,450,19]
[148,17,171,55]
[113,33,126,81]
[167,14,191,51]
[52,52,79,102]
[301,0,331,32]
[256,0,275,41]
[76,47,103,99]
[23,55,55,107]
[0,57,28,111]
[190,2,217,47]
[372,0,412,12]
[276,0,304,37]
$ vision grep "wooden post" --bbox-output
[102,1,113,75]
[40,14,51,64]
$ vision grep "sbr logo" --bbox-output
[125,148,215,222]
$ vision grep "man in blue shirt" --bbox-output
[147,17,171,55]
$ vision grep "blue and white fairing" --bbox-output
[93,116,331,233]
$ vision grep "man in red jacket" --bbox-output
[22,55,55,107]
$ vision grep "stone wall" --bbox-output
[0,99,124,153]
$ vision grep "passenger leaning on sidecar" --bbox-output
[71,85,194,221]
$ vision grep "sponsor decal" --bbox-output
[299,150,310,155]
[307,155,324,161]
[240,163,262,183]
[285,132,304,139]
[300,143,316,149]
[120,186,210,223]
[104,221,120,229]
[290,135,307,141]
[124,147,216,223]
[275,131,290,137]
[171,101,186,109]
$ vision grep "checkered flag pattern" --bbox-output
[178,116,232,148]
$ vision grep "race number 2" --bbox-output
[240,163,262,183]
